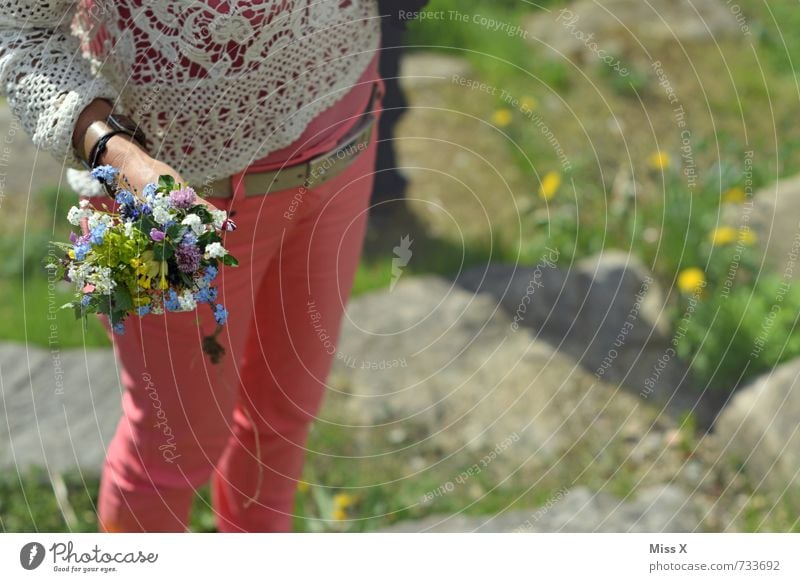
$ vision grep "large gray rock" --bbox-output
[0,343,121,473]
[324,275,660,476]
[713,358,800,493]
[377,484,700,532]
[722,175,800,281]
[455,252,705,423]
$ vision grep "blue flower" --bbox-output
[136,304,151,316]
[142,182,158,200]
[112,322,125,335]
[73,242,91,261]
[181,231,197,246]
[164,290,181,312]
[80,294,91,307]
[90,223,107,245]
[194,286,218,304]
[213,304,228,325]
[90,165,119,184]
[115,190,135,206]
[203,265,218,283]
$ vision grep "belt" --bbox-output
[201,83,380,198]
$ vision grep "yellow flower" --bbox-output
[521,96,537,112]
[710,226,757,246]
[68,249,75,259]
[538,171,562,200]
[332,508,348,521]
[131,294,152,308]
[297,481,310,493]
[677,268,706,294]
[333,492,355,509]
[491,108,513,127]
[721,186,746,203]
[157,263,169,290]
[710,226,737,246]
[648,151,671,170]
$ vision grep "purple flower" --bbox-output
[169,186,197,209]
[150,228,166,242]
[175,244,201,273]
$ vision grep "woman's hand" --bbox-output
[101,136,216,210]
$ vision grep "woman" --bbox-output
[0,0,383,532]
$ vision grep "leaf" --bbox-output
[192,206,213,223]
[158,174,176,193]
[113,285,134,312]
[222,254,239,267]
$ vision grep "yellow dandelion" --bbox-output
[648,151,671,170]
[709,226,738,246]
[721,186,746,203]
[538,171,562,201]
[738,227,757,246]
[677,268,706,294]
[521,96,538,112]
[333,492,355,509]
[491,108,513,127]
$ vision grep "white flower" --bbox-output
[89,266,116,294]
[79,199,90,209]
[177,289,197,311]
[152,205,172,225]
[182,214,204,235]
[204,242,227,260]
[210,208,227,229]
[87,211,113,231]
[123,221,135,238]
[67,206,86,226]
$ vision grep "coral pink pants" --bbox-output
[89,81,383,532]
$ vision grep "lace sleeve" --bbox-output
[0,0,119,170]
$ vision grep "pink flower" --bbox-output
[169,186,197,209]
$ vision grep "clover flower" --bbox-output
[170,186,197,209]
[176,244,201,273]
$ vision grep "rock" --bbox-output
[323,275,661,476]
[713,358,800,493]
[722,174,800,281]
[0,343,120,472]
[377,484,700,532]
[399,53,472,90]
[455,251,707,423]
[525,0,743,65]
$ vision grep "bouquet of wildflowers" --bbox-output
[47,165,238,363]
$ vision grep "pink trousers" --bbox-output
[90,89,383,532]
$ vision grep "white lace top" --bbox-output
[0,0,381,195]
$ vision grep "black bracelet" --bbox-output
[88,129,138,171]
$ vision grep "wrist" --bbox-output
[100,134,150,167]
